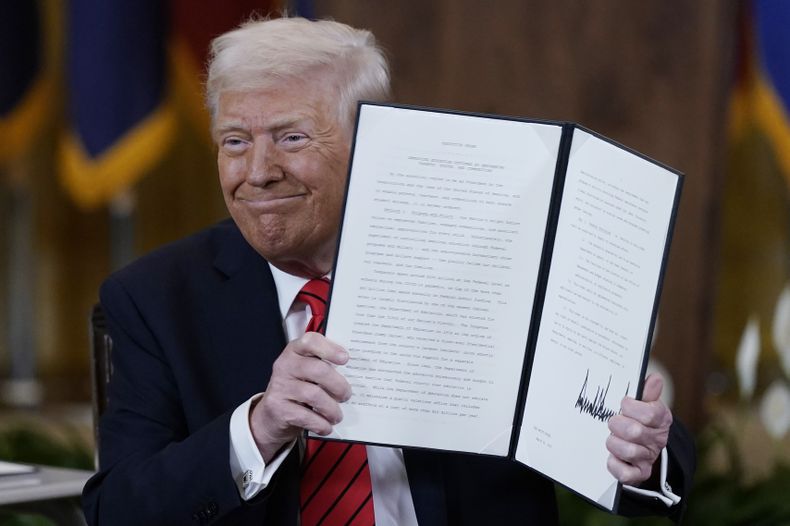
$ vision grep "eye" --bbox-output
[279,132,309,149]
[221,136,249,155]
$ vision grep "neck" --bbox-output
[269,258,331,279]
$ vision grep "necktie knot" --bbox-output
[296,278,330,334]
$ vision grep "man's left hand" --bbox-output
[605,372,672,485]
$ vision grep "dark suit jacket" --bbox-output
[82,219,693,525]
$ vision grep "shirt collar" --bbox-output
[267,263,331,318]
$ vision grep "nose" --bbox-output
[247,137,284,186]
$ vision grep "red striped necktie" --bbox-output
[297,278,375,526]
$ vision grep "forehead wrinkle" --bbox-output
[267,114,312,132]
[220,108,315,130]
[214,120,246,134]
[214,86,339,140]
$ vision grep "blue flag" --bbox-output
[754,0,790,178]
[0,2,52,165]
[60,0,175,208]
[731,0,790,182]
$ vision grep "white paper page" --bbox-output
[325,105,562,455]
[516,129,678,509]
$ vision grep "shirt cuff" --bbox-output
[229,393,296,500]
[621,448,682,507]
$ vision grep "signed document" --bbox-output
[322,103,682,512]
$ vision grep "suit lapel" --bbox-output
[207,222,287,404]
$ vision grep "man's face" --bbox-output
[213,78,351,276]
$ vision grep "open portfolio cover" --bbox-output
[318,102,683,512]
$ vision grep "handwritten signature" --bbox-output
[574,368,630,422]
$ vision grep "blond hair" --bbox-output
[206,17,390,128]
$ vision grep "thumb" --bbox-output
[640,373,664,403]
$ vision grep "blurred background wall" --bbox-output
[1,0,789,521]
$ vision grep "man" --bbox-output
[82,16,694,525]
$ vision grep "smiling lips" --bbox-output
[237,193,307,211]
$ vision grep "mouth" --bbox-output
[237,193,307,211]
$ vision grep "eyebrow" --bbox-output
[213,115,309,139]
[267,115,310,132]
[213,122,246,137]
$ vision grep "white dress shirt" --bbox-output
[228,264,419,525]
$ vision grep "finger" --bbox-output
[606,433,657,466]
[608,414,668,454]
[608,414,651,445]
[290,332,349,365]
[273,350,352,402]
[620,396,673,429]
[250,394,336,459]
[265,397,336,436]
[299,358,352,402]
[640,373,663,403]
[290,380,344,425]
[264,364,351,415]
[607,454,653,485]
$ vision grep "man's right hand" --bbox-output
[249,332,351,462]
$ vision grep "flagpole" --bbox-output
[109,189,136,271]
[1,163,43,407]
